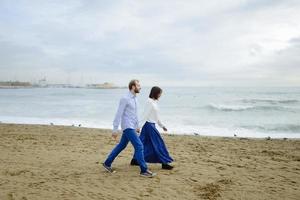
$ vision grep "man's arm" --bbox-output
[112,97,127,133]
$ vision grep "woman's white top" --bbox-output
[139,98,165,128]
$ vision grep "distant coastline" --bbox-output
[0,81,125,89]
[0,81,32,89]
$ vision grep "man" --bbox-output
[103,79,156,178]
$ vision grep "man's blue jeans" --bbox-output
[104,128,148,173]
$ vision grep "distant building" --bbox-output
[38,78,47,87]
[0,81,32,88]
[86,82,119,89]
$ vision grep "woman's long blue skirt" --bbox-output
[138,121,173,163]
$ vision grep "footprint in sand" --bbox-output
[195,179,233,200]
[196,183,221,200]
[7,193,14,200]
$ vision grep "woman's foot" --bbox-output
[162,163,174,170]
[130,158,139,166]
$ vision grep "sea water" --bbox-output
[0,87,299,138]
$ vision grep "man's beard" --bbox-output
[134,88,140,93]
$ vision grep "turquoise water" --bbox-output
[0,87,299,138]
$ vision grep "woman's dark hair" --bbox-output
[149,86,162,100]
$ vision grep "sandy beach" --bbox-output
[0,123,299,200]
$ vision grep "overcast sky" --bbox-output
[0,0,300,87]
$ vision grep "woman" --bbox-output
[131,86,174,170]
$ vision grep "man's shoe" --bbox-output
[140,170,156,178]
[162,163,174,170]
[130,158,139,166]
[102,163,115,173]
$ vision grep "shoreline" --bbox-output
[0,121,299,139]
[0,123,299,199]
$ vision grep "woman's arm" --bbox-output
[154,104,167,131]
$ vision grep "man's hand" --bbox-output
[163,127,168,132]
[112,132,118,141]
[136,128,141,133]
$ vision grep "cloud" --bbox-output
[0,0,299,86]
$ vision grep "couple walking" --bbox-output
[102,79,173,178]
